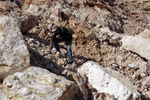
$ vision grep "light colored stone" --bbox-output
[0,15,30,80]
[128,63,138,70]
[139,29,150,39]
[0,90,8,100]
[27,4,39,15]
[1,67,78,100]
[78,61,141,100]
[100,27,122,46]
[121,34,150,60]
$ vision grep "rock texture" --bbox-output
[0,15,29,67]
[1,67,78,100]
[0,15,30,80]
[121,30,150,60]
[78,61,141,100]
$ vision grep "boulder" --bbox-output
[121,31,150,60]
[78,61,141,100]
[1,67,78,100]
[0,15,30,80]
[20,12,38,33]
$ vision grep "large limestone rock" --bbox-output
[121,30,150,60]
[1,67,78,100]
[78,61,141,100]
[0,15,30,80]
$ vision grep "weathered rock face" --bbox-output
[78,61,141,100]
[0,15,30,80]
[1,67,78,100]
[121,30,150,60]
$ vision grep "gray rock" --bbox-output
[45,63,54,70]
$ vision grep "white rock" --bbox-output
[1,67,78,100]
[0,90,8,100]
[27,4,39,15]
[128,63,138,70]
[100,27,122,46]
[0,16,30,68]
[100,27,111,33]
[78,61,141,100]
[121,35,150,60]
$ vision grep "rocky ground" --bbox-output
[0,0,150,100]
